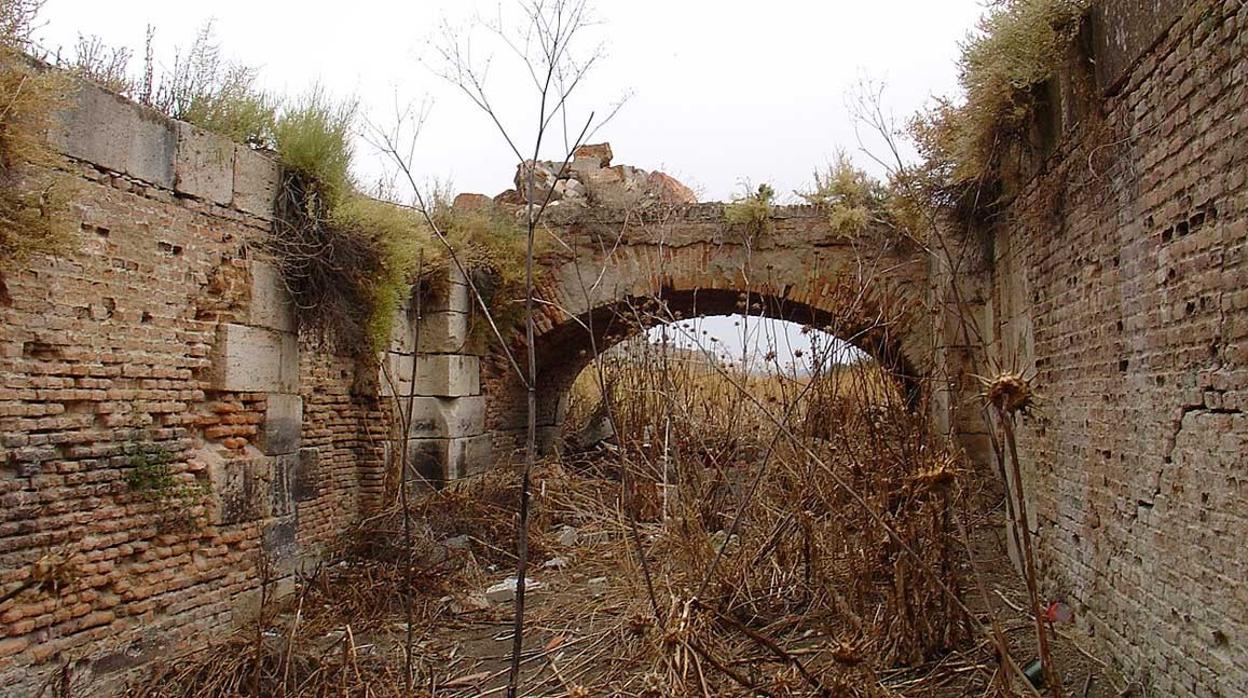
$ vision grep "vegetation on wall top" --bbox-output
[723,183,775,236]
[5,9,535,356]
[908,0,1091,221]
[0,0,73,272]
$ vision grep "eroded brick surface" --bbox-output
[980,2,1248,693]
[0,117,384,693]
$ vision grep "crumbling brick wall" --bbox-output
[980,1,1247,693]
[0,82,385,694]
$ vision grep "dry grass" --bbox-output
[0,1,75,272]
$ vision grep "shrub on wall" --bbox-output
[0,0,74,272]
[908,0,1090,220]
[268,90,417,354]
[724,183,775,236]
[801,154,902,237]
[65,22,277,147]
[433,202,531,351]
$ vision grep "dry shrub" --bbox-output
[372,462,577,567]
[531,293,974,695]
[0,1,74,272]
[909,0,1090,220]
[801,153,897,237]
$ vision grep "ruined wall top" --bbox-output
[48,79,282,220]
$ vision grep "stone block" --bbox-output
[445,268,471,313]
[388,305,415,354]
[407,396,485,439]
[380,353,479,398]
[248,261,296,333]
[174,122,234,204]
[293,447,320,502]
[573,142,613,166]
[262,515,299,571]
[417,311,470,353]
[207,453,268,525]
[450,434,493,479]
[416,354,479,397]
[1090,0,1185,95]
[232,144,281,218]
[405,438,449,484]
[50,80,176,189]
[379,351,413,398]
[404,433,494,483]
[259,394,302,455]
[209,324,299,393]
[269,453,297,517]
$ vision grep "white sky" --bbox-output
[647,315,865,373]
[33,0,987,202]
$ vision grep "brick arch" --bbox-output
[481,203,932,456]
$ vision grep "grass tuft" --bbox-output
[724,182,774,236]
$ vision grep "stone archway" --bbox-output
[480,201,933,456]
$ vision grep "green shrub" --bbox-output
[273,88,356,208]
[724,183,775,236]
[124,446,204,503]
[329,195,433,352]
[433,202,531,350]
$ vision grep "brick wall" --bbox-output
[0,80,385,694]
[980,1,1247,693]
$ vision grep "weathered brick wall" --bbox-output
[0,81,385,694]
[982,1,1247,693]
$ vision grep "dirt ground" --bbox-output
[368,517,1126,697]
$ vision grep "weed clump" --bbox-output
[724,182,775,235]
[122,444,207,525]
[910,0,1090,220]
[801,154,899,237]
[0,0,74,270]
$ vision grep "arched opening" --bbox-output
[485,285,924,455]
[560,314,905,453]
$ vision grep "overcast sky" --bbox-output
[34,0,986,202]
[33,0,988,366]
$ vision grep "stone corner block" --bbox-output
[293,447,321,502]
[50,80,175,189]
[174,122,234,205]
[416,354,480,397]
[449,434,493,479]
[204,450,269,526]
[380,353,480,398]
[259,394,303,456]
[209,323,299,393]
[404,433,493,484]
[248,261,296,334]
[417,310,470,354]
[408,395,486,439]
[261,515,300,575]
[233,144,281,218]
